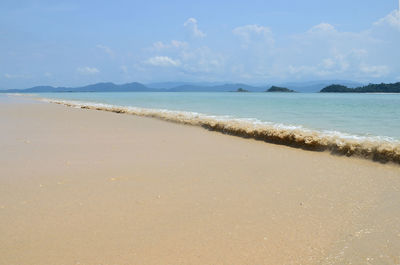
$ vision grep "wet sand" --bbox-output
[0,95,399,265]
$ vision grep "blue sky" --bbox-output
[1,0,399,89]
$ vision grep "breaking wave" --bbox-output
[41,97,400,164]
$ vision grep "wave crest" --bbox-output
[43,98,400,164]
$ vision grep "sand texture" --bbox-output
[1,95,399,265]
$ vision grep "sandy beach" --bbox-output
[1,95,399,265]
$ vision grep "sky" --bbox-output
[1,0,399,89]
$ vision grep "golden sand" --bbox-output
[0,96,399,264]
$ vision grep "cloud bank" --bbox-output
[139,12,400,83]
[3,11,400,87]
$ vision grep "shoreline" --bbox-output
[32,94,400,165]
[1,95,399,264]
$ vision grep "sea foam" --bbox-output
[41,97,400,164]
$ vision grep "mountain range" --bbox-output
[1,80,364,93]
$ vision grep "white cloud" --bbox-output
[152,40,188,50]
[233,24,272,38]
[374,10,400,30]
[281,48,391,80]
[308,23,336,33]
[144,35,225,78]
[270,12,398,81]
[145,56,181,67]
[140,9,398,82]
[96,44,115,57]
[77,66,99,74]
[359,64,389,78]
[44,72,52,77]
[171,40,188,48]
[69,10,400,83]
[184,18,206,38]
[286,54,351,78]
[180,46,225,74]
[233,25,274,47]
[284,49,364,79]
[322,58,335,69]
[350,49,368,59]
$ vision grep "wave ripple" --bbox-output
[43,98,400,164]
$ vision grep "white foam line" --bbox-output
[31,95,400,164]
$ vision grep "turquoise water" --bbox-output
[39,92,400,141]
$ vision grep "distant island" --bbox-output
[3,81,399,93]
[235,88,249,92]
[266,86,295,93]
[320,82,400,93]
[1,80,367,93]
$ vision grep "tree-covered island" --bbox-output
[320,82,400,93]
[266,86,295,92]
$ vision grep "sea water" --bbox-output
[34,92,400,163]
[38,92,400,141]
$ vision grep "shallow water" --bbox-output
[13,92,396,163]
[38,92,400,141]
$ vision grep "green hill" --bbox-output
[266,86,295,92]
[321,82,400,93]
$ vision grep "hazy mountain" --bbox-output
[147,82,227,89]
[1,82,157,93]
[278,80,364,93]
[167,83,266,92]
[149,80,364,93]
[62,82,154,92]
[2,85,68,93]
[1,80,366,93]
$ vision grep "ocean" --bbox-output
[37,92,400,162]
